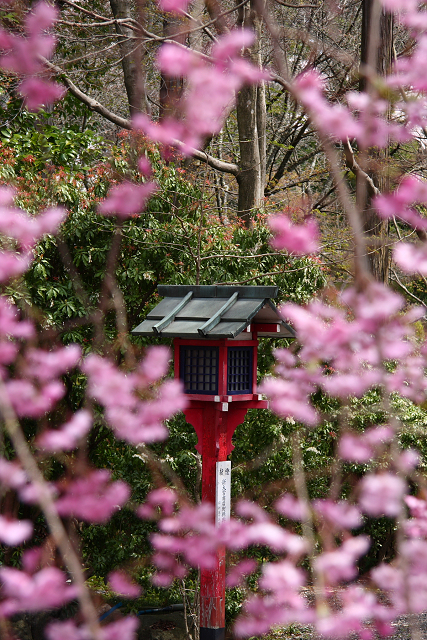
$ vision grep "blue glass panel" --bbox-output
[227,347,253,395]
[180,346,219,394]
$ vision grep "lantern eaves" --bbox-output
[132,285,295,339]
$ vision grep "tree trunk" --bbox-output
[159,16,186,119]
[360,0,393,283]
[236,2,266,227]
[109,0,147,116]
[236,84,263,226]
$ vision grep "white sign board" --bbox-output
[216,461,231,526]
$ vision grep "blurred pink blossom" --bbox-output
[158,0,190,12]
[0,516,33,545]
[5,379,65,417]
[313,499,362,530]
[24,345,81,382]
[19,78,65,111]
[359,473,406,517]
[269,215,319,255]
[226,559,257,587]
[394,242,427,274]
[38,409,92,452]
[46,616,139,640]
[212,30,254,63]
[137,346,171,384]
[108,570,142,598]
[138,156,153,178]
[338,433,373,463]
[275,494,309,521]
[314,536,370,585]
[0,459,27,489]
[55,470,130,523]
[0,566,78,615]
[98,182,158,218]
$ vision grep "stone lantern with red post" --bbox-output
[132,285,294,640]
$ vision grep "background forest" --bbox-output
[2,0,427,637]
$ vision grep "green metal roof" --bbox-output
[132,285,294,340]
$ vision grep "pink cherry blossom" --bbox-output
[5,379,65,417]
[55,470,130,523]
[19,480,57,505]
[294,71,363,141]
[46,620,88,640]
[133,114,187,148]
[314,536,370,585]
[34,206,66,236]
[156,44,199,77]
[0,515,33,545]
[338,433,373,463]
[0,566,78,615]
[212,29,255,63]
[135,31,266,155]
[394,242,427,274]
[138,156,153,178]
[398,449,420,472]
[226,559,257,587]
[19,78,66,110]
[274,494,309,521]
[0,459,27,489]
[259,559,306,593]
[98,181,158,218]
[102,617,139,640]
[269,215,319,255]
[0,251,32,281]
[0,185,15,206]
[313,499,362,530]
[137,487,177,519]
[158,0,190,13]
[0,298,34,339]
[108,570,142,598]
[24,344,81,382]
[22,547,43,573]
[260,376,319,426]
[364,425,394,446]
[46,617,139,640]
[25,1,58,35]
[38,409,92,451]
[359,473,406,517]
[137,346,171,384]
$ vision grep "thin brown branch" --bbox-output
[274,0,319,6]
[42,58,133,129]
[0,382,102,640]
[342,139,380,197]
[391,270,427,310]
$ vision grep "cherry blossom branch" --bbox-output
[0,381,102,640]
[292,431,329,616]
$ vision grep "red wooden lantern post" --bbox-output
[132,286,294,640]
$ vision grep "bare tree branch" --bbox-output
[274,0,319,7]
[42,58,239,175]
[43,58,133,129]
[342,139,380,197]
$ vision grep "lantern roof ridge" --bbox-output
[132,284,295,339]
[157,285,279,299]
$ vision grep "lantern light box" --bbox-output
[132,285,294,640]
[133,284,293,402]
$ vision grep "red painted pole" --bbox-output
[184,403,252,640]
[199,404,227,640]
